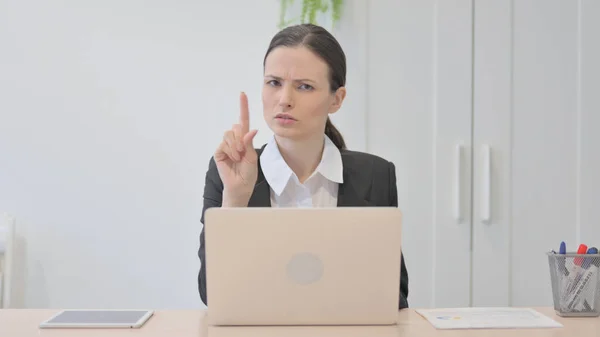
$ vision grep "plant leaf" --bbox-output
[308,0,318,24]
[301,0,309,23]
[331,0,342,23]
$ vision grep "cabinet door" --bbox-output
[473,0,600,306]
[471,0,512,307]
[367,0,474,308]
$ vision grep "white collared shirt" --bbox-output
[259,135,344,208]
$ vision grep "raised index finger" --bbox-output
[239,92,250,134]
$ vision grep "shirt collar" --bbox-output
[259,134,344,196]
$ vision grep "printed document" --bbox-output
[416,307,563,329]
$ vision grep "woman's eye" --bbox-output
[299,84,314,91]
[266,80,280,86]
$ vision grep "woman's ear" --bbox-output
[328,87,347,114]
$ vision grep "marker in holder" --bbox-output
[547,248,600,317]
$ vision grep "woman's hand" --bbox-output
[214,92,259,207]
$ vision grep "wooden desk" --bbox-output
[0,307,598,336]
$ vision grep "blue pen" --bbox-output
[557,241,569,276]
[559,241,566,254]
[581,247,598,269]
[587,247,599,311]
[582,247,599,270]
[556,241,571,310]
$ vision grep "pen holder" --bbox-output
[547,252,600,317]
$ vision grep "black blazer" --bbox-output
[198,145,409,309]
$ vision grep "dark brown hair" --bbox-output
[263,23,347,150]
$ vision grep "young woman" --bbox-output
[198,23,409,309]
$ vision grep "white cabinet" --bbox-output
[367,0,600,309]
[476,0,600,308]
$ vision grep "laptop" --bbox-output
[203,207,403,326]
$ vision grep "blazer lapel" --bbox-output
[248,145,272,207]
[248,178,271,207]
[337,151,372,207]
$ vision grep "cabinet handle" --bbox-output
[453,144,462,221]
[481,144,491,222]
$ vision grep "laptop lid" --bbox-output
[203,207,403,326]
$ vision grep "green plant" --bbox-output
[278,0,344,30]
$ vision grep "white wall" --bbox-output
[0,0,368,308]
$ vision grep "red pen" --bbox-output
[574,244,588,266]
[561,243,589,309]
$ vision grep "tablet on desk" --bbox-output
[39,309,154,329]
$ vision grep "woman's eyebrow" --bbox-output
[264,75,316,84]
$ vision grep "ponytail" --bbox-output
[325,117,346,150]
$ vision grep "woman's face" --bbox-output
[262,46,345,141]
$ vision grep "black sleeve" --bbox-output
[198,156,224,306]
[389,161,409,310]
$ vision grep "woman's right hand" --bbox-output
[214,92,259,207]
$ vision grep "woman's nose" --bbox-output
[278,85,294,109]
